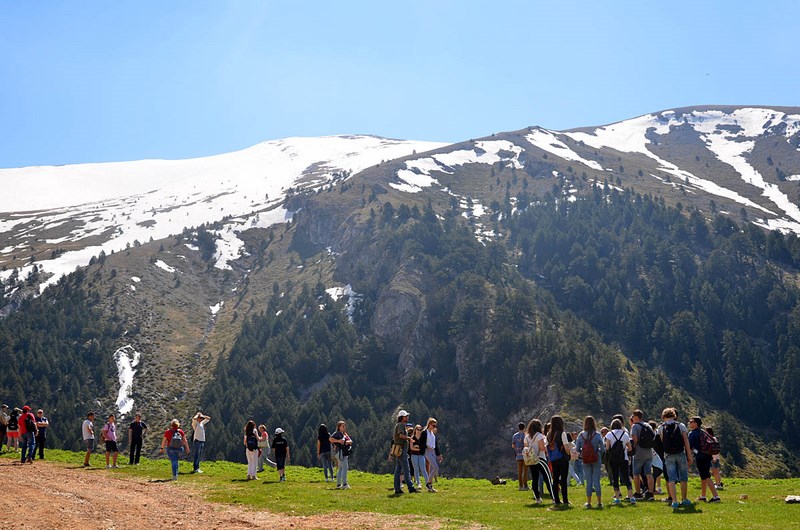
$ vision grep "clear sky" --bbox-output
[1,1,799,168]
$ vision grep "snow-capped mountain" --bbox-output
[0,135,446,290]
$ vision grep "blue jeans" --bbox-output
[583,462,602,498]
[394,453,415,492]
[21,432,36,462]
[193,440,205,471]
[319,451,334,479]
[410,454,429,487]
[337,454,349,486]
[167,447,183,478]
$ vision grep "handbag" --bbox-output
[390,443,403,457]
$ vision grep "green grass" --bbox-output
[4,449,799,529]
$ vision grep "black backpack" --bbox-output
[246,433,259,451]
[168,429,184,449]
[609,431,626,464]
[8,412,18,430]
[24,414,36,433]
[637,422,655,449]
[341,441,353,457]
[662,423,685,454]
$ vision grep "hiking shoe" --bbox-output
[697,496,707,502]
[342,484,351,489]
[644,492,655,501]
[671,501,679,509]
[583,503,591,508]
[709,497,721,503]
[633,492,644,499]
[681,499,693,507]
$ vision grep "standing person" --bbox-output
[160,419,190,481]
[630,409,656,500]
[100,414,119,468]
[390,410,417,494]
[423,418,443,492]
[657,407,693,509]
[128,413,148,465]
[317,424,334,482]
[33,409,49,460]
[271,427,290,482]
[512,422,528,491]
[409,424,429,491]
[82,412,95,467]
[688,417,720,502]
[604,418,634,504]
[191,412,211,474]
[546,415,572,507]
[524,418,554,504]
[600,426,611,484]
[575,416,604,508]
[257,424,276,472]
[18,405,38,464]
[0,404,9,451]
[244,420,259,480]
[570,431,584,486]
[330,420,352,489]
[705,427,723,490]
[101,414,120,468]
[650,420,665,494]
[6,407,20,451]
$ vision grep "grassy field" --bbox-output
[4,449,799,529]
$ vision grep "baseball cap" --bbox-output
[22,405,31,412]
[275,427,284,435]
[398,409,409,417]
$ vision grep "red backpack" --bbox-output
[581,432,599,464]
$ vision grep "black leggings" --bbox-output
[610,460,632,490]
[551,458,570,504]
[529,461,554,500]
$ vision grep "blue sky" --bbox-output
[1,1,798,168]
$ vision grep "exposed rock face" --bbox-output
[370,264,431,376]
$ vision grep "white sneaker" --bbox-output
[196,469,203,474]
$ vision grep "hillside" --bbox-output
[1,106,800,477]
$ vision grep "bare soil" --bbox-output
[0,459,454,529]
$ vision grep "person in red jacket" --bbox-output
[18,405,38,464]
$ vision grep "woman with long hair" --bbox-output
[409,424,429,490]
[329,420,352,489]
[575,415,604,508]
[317,424,334,482]
[524,418,554,504]
[546,415,572,506]
[244,420,259,480]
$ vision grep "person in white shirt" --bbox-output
[422,417,442,492]
[605,418,634,504]
[82,412,95,467]
[191,412,211,473]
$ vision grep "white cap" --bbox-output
[398,410,409,418]
[275,427,284,435]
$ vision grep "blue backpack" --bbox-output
[547,431,569,462]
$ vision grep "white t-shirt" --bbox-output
[82,419,94,440]
[425,429,436,450]
[526,432,547,459]
[605,428,631,461]
[192,418,209,442]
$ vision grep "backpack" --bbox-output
[581,432,599,464]
[662,423,685,454]
[609,432,626,464]
[8,412,18,430]
[547,431,569,462]
[246,433,258,451]
[168,429,184,449]
[341,441,353,457]
[637,422,655,449]
[699,430,721,456]
[24,414,37,433]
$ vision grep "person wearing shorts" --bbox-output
[82,412,96,467]
[688,417,720,502]
[657,408,693,508]
[101,414,120,468]
[271,427,290,482]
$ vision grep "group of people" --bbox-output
[80,411,212,480]
[390,410,443,494]
[0,404,49,463]
[511,408,723,510]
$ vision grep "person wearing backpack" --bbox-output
[18,405,38,464]
[656,407,693,509]
[101,414,120,469]
[605,418,634,504]
[524,418,554,504]
[6,407,20,451]
[705,427,723,490]
[575,415,604,508]
[0,404,8,451]
[546,415,573,507]
[160,419,190,480]
[688,417,720,503]
[630,409,655,500]
[243,420,259,480]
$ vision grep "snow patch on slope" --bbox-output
[113,345,141,416]
[526,129,605,171]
